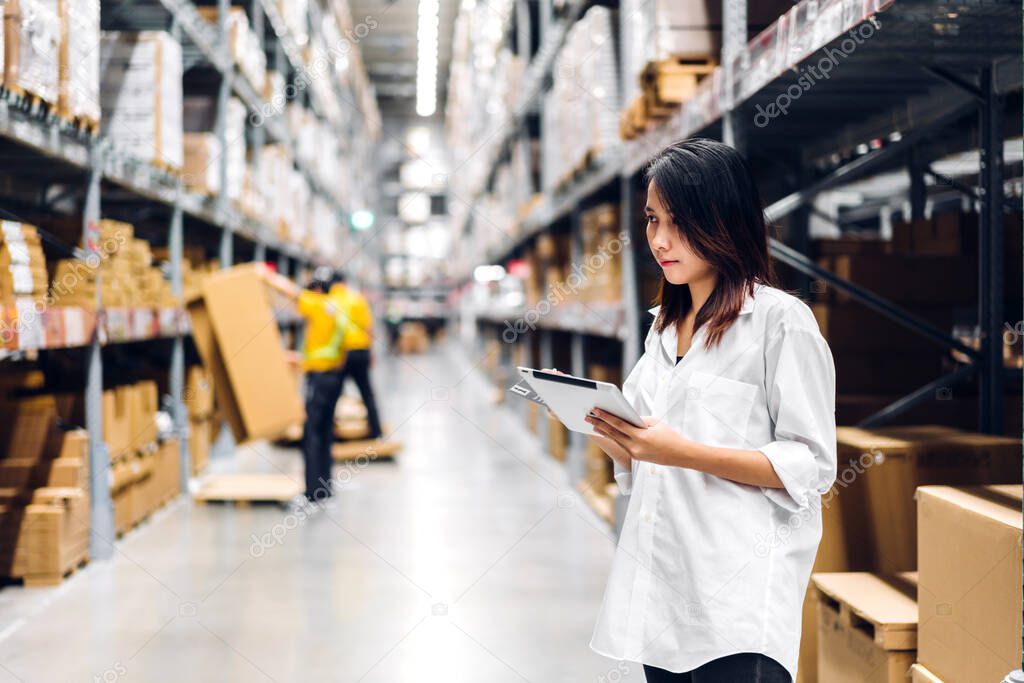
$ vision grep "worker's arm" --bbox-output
[258,264,301,300]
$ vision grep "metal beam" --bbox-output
[857,365,977,428]
[765,100,979,223]
[769,239,980,359]
[977,65,1004,434]
[168,193,190,491]
[83,143,113,560]
[924,65,985,102]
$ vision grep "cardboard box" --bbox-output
[811,304,955,354]
[837,426,1021,572]
[100,31,183,170]
[547,413,567,462]
[129,380,158,451]
[0,457,86,491]
[184,365,215,419]
[812,572,917,683]
[4,0,60,103]
[102,385,132,459]
[917,485,1022,683]
[0,394,60,460]
[189,418,211,476]
[57,0,100,123]
[187,265,303,443]
[823,254,977,306]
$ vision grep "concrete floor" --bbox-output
[0,343,643,683]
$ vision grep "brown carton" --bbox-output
[917,485,1022,683]
[186,265,303,443]
[836,425,1020,572]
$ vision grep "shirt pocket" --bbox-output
[681,370,759,449]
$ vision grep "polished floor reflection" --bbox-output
[0,342,642,683]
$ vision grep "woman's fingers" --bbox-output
[587,414,630,444]
[592,409,635,434]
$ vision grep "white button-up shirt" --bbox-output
[590,284,836,680]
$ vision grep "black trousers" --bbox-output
[302,369,344,500]
[339,349,382,439]
[644,653,789,682]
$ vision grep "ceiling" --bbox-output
[348,0,459,118]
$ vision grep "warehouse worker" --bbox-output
[581,140,836,682]
[262,265,347,502]
[331,273,383,441]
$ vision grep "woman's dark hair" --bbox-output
[644,138,774,348]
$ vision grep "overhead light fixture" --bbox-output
[351,209,375,231]
[416,0,440,117]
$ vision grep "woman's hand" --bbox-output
[588,434,632,470]
[585,409,689,466]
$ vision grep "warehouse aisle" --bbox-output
[0,342,642,683]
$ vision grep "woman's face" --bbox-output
[645,180,715,286]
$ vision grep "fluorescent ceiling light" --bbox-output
[416,0,440,117]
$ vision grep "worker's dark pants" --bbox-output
[340,349,382,439]
[302,369,344,501]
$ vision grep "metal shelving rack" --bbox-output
[453,0,1023,537]
[0,0,376,559]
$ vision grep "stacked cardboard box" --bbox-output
[544,6,619,188]
[110,436,180,536]
[197,7,265,92]
[583,364,621,492]
[797,425,1021,682]
[184,365,214,475]
[397,322,429,355]
[4,0,60,103]
[57,0,100,125]
[0,379,90,585]
[182,95,247,201]
[579,204,623,304]
[0,222,48,306]
[532,233,571,303]
[916,486,1022,682]
[187,265,304,444]
[100,31,183,171]
[52,227,177,310]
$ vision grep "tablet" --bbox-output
[516,367,646,435]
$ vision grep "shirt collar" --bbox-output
[649,285,759,360]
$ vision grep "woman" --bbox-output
[586,139,836,682]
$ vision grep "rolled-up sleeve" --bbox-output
[757,320,836,512]
[614,345,654,495]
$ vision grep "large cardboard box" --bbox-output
[187,265,303,443]
[4,0,59,103]
[184,365,214,419]
[189,418,211,476]
[823,254,977,306]
[812,572,917,683]
[917,485,1022,683]
[57,0,100,123]
[129,380,158,451]
[836,425,1020,573]
[102,385,132,459]
[99,31,183,170]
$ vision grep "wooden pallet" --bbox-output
[56,108,100,137]
[332,438,402,462]
[812,572,918,650]
[20,555,89,588]
[193,473,302,506]
[3,84,56,119]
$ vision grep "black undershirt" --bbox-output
[676,355,683,365]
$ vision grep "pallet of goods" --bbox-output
[0,222,48,309]
[182,95,246,200]
[811,572,917,683]
[196,7,266,92]
[99,31,183,173]
[3,0,60,111]
[796,425,1021,683]
[56,0,100,134]
[0,371,91,586]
